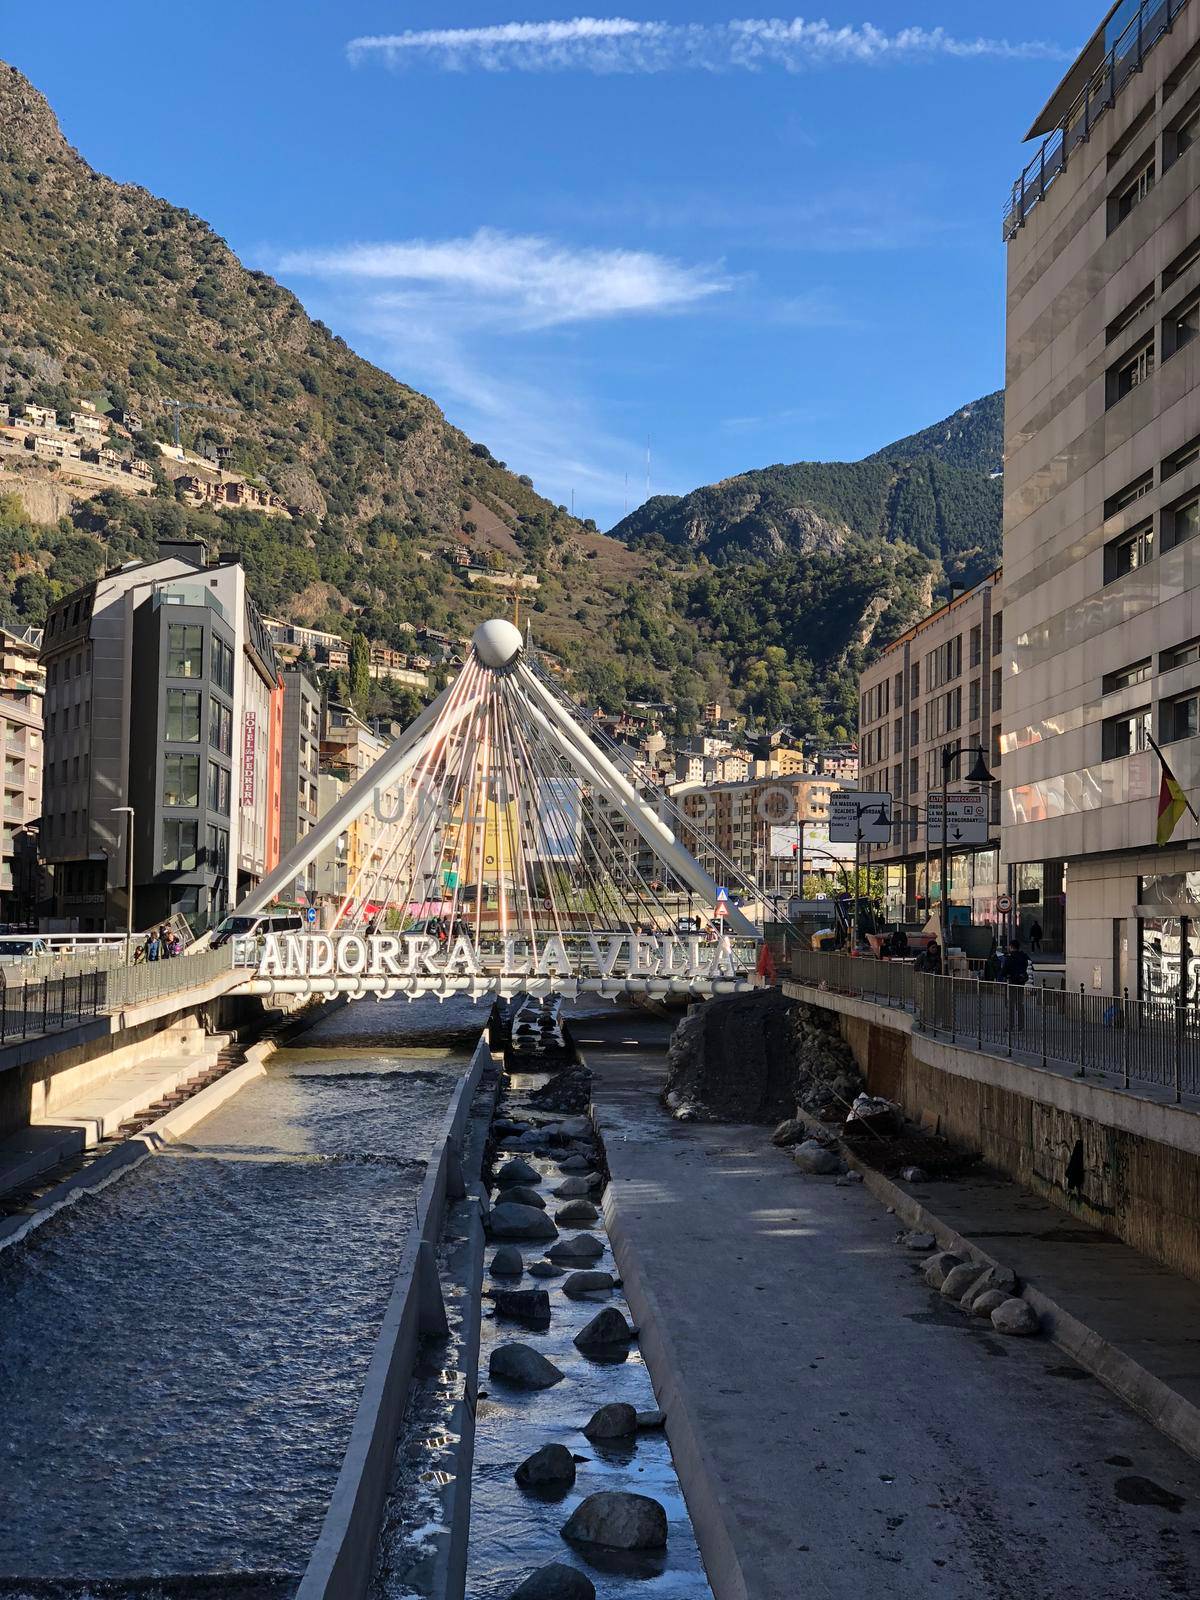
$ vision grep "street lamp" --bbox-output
[111,806,135,959]
[937,744,994,955]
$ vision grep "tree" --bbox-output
[349,631,370,714]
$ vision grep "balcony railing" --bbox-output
[1004,0,1190,240]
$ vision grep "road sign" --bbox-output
[713,887,730,920]
[926,792,989,846]
[305,906,317,924]
[829,791,894,845]
[997,892,1013,914]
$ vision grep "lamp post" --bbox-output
[937,745,994,955]
[111,806,135,959]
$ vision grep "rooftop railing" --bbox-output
[1004,0,1190,240]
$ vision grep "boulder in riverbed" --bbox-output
[492,1289,552,1326]
[583,1402,638,1439]
[553,1176,593,1198]
[562,1491,668,1550]
[490,1343,565,1389]
[574,1307,635,1350]
[562,1270,615,1298]
[503,1185,548,1210]
[547,1234,604,1265]
[490,1246,524,1277]
[555,1200,600,1225]
[515,1443,576,1489]
[489,1204,559,1242]
[509,1562,595,1600]
[496,1158,541,1187]
[529,1259,564,1278]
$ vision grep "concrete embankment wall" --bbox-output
[786,984,1200,1288]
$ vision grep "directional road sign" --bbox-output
[926,792,989,846]
[829,791,894,846]
[306,906,318,924]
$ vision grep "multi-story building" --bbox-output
[676,773,844,896]
[320,704,401,913]
[280,667,321,904]
[0,623,44,923]
[857,571,1005,931]
[1001,0,1200,993]
[39,540,281,932]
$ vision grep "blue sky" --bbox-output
[3,4,1098,524]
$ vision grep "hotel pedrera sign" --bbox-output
[252,930,750,982]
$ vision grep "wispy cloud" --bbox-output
[278,228,731,330]
[346,16,1073,74]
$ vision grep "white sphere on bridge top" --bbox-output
[472,617,524,670]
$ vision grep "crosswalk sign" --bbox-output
[713,887,730,920]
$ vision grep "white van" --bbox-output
[211,910,305,949]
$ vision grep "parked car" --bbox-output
[0,935,50,965]
[211,911,305,949]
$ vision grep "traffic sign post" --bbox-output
[305,906,317,925]
[829,791,894,846]
[925,792,988,847]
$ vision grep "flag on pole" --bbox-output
[1149,735,1199,846]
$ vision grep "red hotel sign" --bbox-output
[242,710,257,807]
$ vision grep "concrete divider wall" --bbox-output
[295,1032,492,1600]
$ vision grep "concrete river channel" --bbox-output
[0,995,487,1599]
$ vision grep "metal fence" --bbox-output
[788,949,1200,1104]
[0,947,236,1045]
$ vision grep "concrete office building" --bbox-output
[857,572,1008,935]
[280,666,321,904]
[1002,0,1200,995]
[0,623,44,922]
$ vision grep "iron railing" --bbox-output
[1004,0,1189,240]
[0,947,236,1045]
[788,948,1200,1104]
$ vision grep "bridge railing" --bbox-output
[0,947,236,1045]
[788,948,1200,1105]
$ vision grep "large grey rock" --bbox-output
[509,1562,595,1600]
[991,1298,1040,1337]
[966,1265,1019,1307]
[562,1491,668,1551]
[583,1402,638,1440]
[490,1343,565,1389]
[555,1199,600,1225]
[553,1176,593,1198]
[493,1288,552,1326]
[562,1270,616,1298]
[496,1158,541,1187]
[574,1307,635,1350]
[940,1263,985,1301]
[970,1289,1009,1319]
[504,1185,548,1210]
[547,1234,604,1264]
[529,1259,564,1278]
[792,1140,843,1175]
[514,1443,576,1488]
[490,1246,524,1277]
[771,1117,808,1147]
[556,1116,593,1137]
[489,1204,559,1242]
[558,1154,592,1172]
[637,1409,666,1429]
[922,1251,965,1289]
[899,1230,936,1251]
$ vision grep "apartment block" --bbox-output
[1002,0,1200,994]
[0,623,44,922]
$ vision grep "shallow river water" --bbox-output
[0,995,487,1595]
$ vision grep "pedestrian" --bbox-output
[982,941,1002,983]
[1029,919,1043,954]
[915,937,942,975]
[147,931,160,962]
[159,925,173,958]
[1003,938,1029,1031]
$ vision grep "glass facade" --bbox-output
[1138,872,1200,1002]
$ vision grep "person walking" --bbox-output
[1029,919,1043,954]
[146,930,160,962]
[1003,938,1030,1032]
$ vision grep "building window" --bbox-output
[1162,434,1200,480]
[1161,637,1200,672]
[991,667,1003,712]
[893,671,903,706]
[211,635,234,694]
[1102,658,1152,693]
[892,763,903,797]
[1163,692,1200,743]
[909,756,919,793]
[209,700,232,756]
[1108,154,1155,232]
[1164,232,1200,290]
[969,625,982,667]
[1164,491,1200,553]
[893,716,903,753]
[1104,471,1153,518]
[1165,292,1200,359]
[910,662,919,698]
[1104,519,1154,581]
[991,611,1003,653]
[1107,283,1156,342]
[207,760,231,815]
[167,624,204,679]
[206,825,229,876]
[163,753,200,808]
[1165,94,1200,168]
[166,689,201,743]
[162,818,199,871]
[969,678,981,722]
[1108,335,1156,405]
[1102,707,1152,758]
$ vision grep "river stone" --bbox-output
[547,1234,604,1265]
[529,1259,564,1278]
[489,1204,559,1242]
[556,1116,593,1137]
[637,1409,666,1429]
[583,1402,638,1440]
[558,1155,592,1172]
[494,1119,529,1139]
[562,1491,668,1551]
[772,1117,808,1147]
[562,1270,616,1298]
[504,1185,548,1210]
[490,1246,524,1277]
[496,1158,541,1187]
[966,1265,1018,1306]
[553,1176,592,1198]
[991,1298,1040,1337]
[555,1200,600,1225]
[574,1307,635,1350]
[940,1263,985,1301]
[899,1230,936,1251]
[493,1289,552,1326]
[490,1343,565,1389]
[509,1562,596,1600]
[792,1140,843,1175]
[970,1289,1009,1319]
[514,1443,577,1489]
[922,1251,964,1289]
